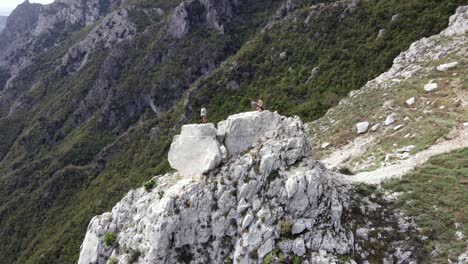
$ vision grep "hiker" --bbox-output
[200,106,207,123]
[256,98,264,112]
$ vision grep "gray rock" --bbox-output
[168,0,237,39]
[168,123,222,177]
[406,97,415,106]
[78,112,352,264]
[436,61,458,71]
[378,29,386,38]
[356,122,370,134]
[218,111,281,155]
[385,114,396,126]
[442,6,468,36]
[356,227,369,241]
[292,220,306,235]
[292,238,306,256]
[424,81,438,92]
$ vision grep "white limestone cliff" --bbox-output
[78,111,355,263]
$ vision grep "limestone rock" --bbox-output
[442,6,468,36]
[356,122,369,134]
[406,97,415,106]
[78,112,351,264]
[436,61,458,71]
[218,111,281,155]
[424,81,438,92]
[385,114,396,126]
[167,0,237,39]
[377,29,386,38]
[168,123,222,177]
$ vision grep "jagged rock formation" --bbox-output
[0,16,7,31]
[168,123,222,177]
[168,0,238,38]
[78,111,355,263]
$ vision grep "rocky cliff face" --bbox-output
[78,112,352,263]
[0,16,7,31]
[79,111,421,264]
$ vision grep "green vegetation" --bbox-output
[292,255,302,264]
[279,220,293,238]
[103,232,118,248]
[190,0,466,123]
[144,179,157,192]
[383,148,468,263]
[107,256,118,264]
[263,248,286,264]
[308,40,467,170]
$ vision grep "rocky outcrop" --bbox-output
[168,123,222,177]
[0,0,125,116]
[217,111,282,155]
[371,6,468,86]
[168,0,238,38]
[0,16,7,32]
[60,9,136,74]
[78,111,355,263]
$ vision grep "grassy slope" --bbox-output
[383,148,468,263]
[307,40,468,172]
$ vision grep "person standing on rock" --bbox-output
[200,106,207,123]
[256,98,264,112]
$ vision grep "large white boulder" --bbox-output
[168,123,222,177]
[218,111,281,155]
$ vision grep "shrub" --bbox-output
[158,191,165,199]
[292,255,302,264]
[279,220,293,238]
[107,257,118,264]
[144,179,156,192]
[338,167,354,175]
[103,232,118,248]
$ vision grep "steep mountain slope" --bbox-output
[304,5,468,263]
[0,0,285,262]
[307,5,468,175]
[0,16,7,31]
[0,0,466,263]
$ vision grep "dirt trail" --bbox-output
[321,135,377,169]
[335,126,468,184]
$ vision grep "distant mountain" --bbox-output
[0,16,7,31]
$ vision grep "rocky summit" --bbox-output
[78,111,354,263]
